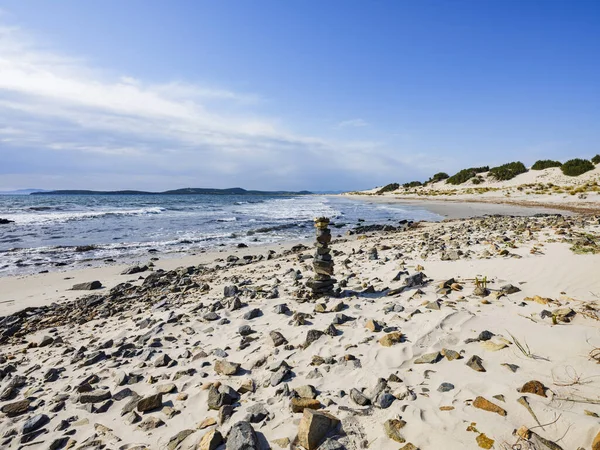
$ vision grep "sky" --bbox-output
[0,0,599,191]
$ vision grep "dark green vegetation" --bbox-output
[561,159,595,177]
[592,154,600,165]
[403,181,423,188]
[488,161,527,181]
[531,160,562,170]
[429,172,449,183]
[446,166,489,185]
[31,187,313,196]
[376,183,400,194]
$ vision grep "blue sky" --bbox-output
[0,1,599,191]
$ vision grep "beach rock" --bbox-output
[154,353,172,367]
[441,348,461,361]
[384,419,406,443]
[271,366,290,386]
[80,389,112,404]
[379,332,403,347]
[296,409,340,450]
[137,393,163,412]
[294,385,317,399]
[472,396,507,416]
[270,331,287,347]
[22,414,49,434]
[239,325,253,336]
[501,363,519,372]
[0,218,15,224]
[438,383,454,392]
[139,416,164,431]
[404,272,425,287]
[72,281,102,290]
[167,429,194,450]
[224,285,238,297]
[519,380,547,397]
[215,360,240,375]
[207,386,234,410]
[1,399,30,417]
[466,355,486,372]
[350,388,370,406]
[414,352,441,364]
[219,405,235,424]
[226,421,259,449]
[245,403,269,423]
[198,429,223,450]
[243,308,262,320]
[291,397,321,413]
[121,265,147,275]
[374,392,395,409]
[592,430,600,450]
[500,284,521,294]
[476,433,495,449]
[304,329,325,348]
[365,319,382,332]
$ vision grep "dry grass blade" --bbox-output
[508,331,550,361]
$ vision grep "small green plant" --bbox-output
[531,159,562,170]
[488,161,527,181]
[472,177,482,184]
[474,276,487,289]
[592,154,600,165]
[561,158,595,176]
[376,183,399,194]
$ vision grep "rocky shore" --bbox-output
[1,214,600,449]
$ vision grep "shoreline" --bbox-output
[0,197,583,317]
[340,194,578,218]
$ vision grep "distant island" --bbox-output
[30,187,312,196]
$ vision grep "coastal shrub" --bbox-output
[471,177,482,185]
[592,154,600,165]
[446,166,489,185]
[429,172,449,183]
[561,158,595,176]
[531,159,562,170]
[488,161,527,181]
[376,183,399,194]
[403,181,422,189]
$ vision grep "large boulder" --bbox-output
[296,409,340,450]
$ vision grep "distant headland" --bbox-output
[30,187,313,196]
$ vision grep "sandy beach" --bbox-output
[1,205,599,450]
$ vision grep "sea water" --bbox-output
[0,194,442,276]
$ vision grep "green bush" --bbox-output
[429,172,449,183]
[531,159,562,170]
[471,177,482,185]
[446,166,489,185]
[561,159,595,176]
[403,181,422,189]
[592,154,600,165]
[376,183,399,194]
[488,161,527,181]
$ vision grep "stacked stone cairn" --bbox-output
[307,217,336,296]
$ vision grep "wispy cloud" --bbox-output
[0,22,426,190]
[336,118,369,129]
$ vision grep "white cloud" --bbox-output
[336,118,369,129]
[0,23,426,190]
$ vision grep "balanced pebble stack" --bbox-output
[307,217,336,296]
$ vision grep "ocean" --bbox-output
[0,194,443,276]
